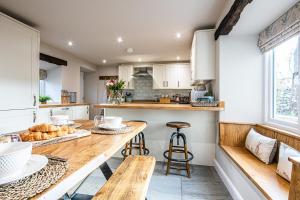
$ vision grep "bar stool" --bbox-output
[163,121,194,178]
[121,120,150,159]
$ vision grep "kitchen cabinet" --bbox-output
[73,105,89,120]
[0,109,36,133]
[153,64,191,89]
[119,65,134,89]
[190,29,215,81]
[38,105,90,123]
[0,13,39,111]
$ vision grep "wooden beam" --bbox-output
[214,0,253,40]
[40,53,68,66]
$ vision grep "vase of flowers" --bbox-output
[106,79,125,104]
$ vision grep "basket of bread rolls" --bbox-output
[20,124,76,142]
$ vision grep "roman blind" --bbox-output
[258,1,300,53]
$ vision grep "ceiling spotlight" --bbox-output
[126,48,134,54]
[138,58,142,62]
[117,37,123,43]
[176,32,181,38]
[102,59,107,64]
[68,41,73,46]
[176,56,180,60]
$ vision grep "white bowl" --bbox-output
[104,116,123,128]
[50,115,69,125]
[0,142,32,178]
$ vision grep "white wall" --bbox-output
[217,35,263,123]
[45,67,62,102]
[215,35,264,199]
[40,42,98,103]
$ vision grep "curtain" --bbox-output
[39,69,47,80]
[258,1,300,53]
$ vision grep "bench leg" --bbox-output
[99,162,113,180]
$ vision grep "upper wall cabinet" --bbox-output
[191,29,215,81]
[0,13,40,111]
[119,65,134,89]
[153,64,192,89]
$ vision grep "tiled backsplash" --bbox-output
[124,77,191,100]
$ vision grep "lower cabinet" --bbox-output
[38,105,89,123]
[0,109,36,133]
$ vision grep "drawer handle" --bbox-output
[33,95,36,107]
[62,108,70,110]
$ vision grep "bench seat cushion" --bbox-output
[220,145,289,200]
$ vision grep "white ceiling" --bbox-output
[0,0,227,65]
[231,0,298,35]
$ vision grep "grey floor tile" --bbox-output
[76,176,106,195]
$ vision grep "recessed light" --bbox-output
[126,48,134,54]
[176,32,181,39]
[102,59,107,64]
[68,41,73,46]
[117,37,123,43]
[138,58,142,62]
[176,56,180,60]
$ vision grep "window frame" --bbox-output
[264,35,300,134]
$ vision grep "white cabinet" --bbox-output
[0,109,36,133]
[52,107,74,120]
[119,65,134,89]
[191,29,215,81]
[153,64,191,89]
[0,13,39,111]
[73,105,89,120]
[38,105,90,123]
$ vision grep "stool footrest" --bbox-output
[163,150,194,162]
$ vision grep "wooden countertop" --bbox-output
[32,120,146,199]
[39,103,90,108]
[94,101,225,111]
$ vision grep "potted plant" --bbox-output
[106,79,125,104]
[39,96,52,104]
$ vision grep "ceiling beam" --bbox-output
[40,53,68,66]
[214,0,253,40]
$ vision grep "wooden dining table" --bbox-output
[31,120,146,200]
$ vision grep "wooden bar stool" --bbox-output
[121,120,150,159]
[163,121,194,178]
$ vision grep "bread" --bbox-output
[20,123,77,142]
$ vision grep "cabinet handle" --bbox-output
[166,81,168,87]
[178,81,180,87]
[50,109,53,116]
[87,106,89,114]
[62,107,70,110]
[127,82,129,88]
[33,95,36,107]
[33,111,36,123]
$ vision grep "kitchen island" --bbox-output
[94,102,224,166]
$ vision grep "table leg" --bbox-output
[99,162,113,180]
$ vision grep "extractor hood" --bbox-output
[132,67,152,78]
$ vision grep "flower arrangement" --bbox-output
[106,79,125,104]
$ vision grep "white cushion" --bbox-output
[245,128,277,164]
[277,143,300,181]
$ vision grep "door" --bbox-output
[152,65,165,89]
[0,109,36,134]
[73,105,89,120]
[177,64,192,89]
[165,64,178,89]
[0,15,39,111]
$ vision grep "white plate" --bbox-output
[0,154,48,185]
[53,120,75,126]
[98,123,126,130]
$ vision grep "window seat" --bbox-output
[219,122,300,200]
[220,145,289,200]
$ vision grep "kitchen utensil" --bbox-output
[0,142,32,178]
[104,116,122,127]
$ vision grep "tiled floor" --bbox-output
[74,157,232,200]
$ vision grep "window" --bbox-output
[265,34,300,132]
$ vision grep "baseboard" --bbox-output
[214,159,243,200]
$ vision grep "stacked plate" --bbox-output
[0,142,48,185]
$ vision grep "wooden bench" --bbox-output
[219,122,300,200]
[93,155,156,200]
